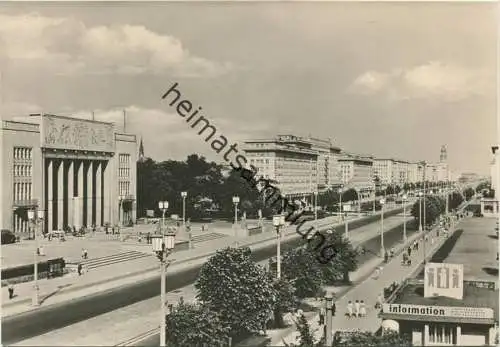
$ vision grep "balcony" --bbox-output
[13,199,39,208]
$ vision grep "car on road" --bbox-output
[1,229,17,244]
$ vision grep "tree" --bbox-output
[448,191,464,210]
[195,247,275,338]
[284,314,320,347]
[318,190,340,211]
[402,183,410,192]
[476,181,491,193]
[464,187,475,200]
[165,302,230,347]
[333,330,412,347]
[342,188,358,202]
[314,232,359,284]
[281,247,324,299]
[411,195,445,227]
[394,185,402,195]
[385,185,395,195]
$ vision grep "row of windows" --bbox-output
[428,324,455,345]
[13,182,32,201]
[119,168,131,178]
[13,165,33,177]
[119,153,131,165]
[119,181,130,197]
[13,147,33,160]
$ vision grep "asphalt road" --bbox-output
[2,211,406,345]
[136,221,419,347]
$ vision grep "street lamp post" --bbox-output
[380,198,386,256]
[338,186,343,223]
[118,195,125,241]
[27,209,44,306]
[272,214,285,279]
[151,210,175,347]
[402,194,408,242]
[313,191,318,228]
[232,196,240,225]
[181,192,189,248]
[324,293,334,347]
[418,192,423,232]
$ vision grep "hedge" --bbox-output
[2,257,65,281]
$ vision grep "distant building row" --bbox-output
[242,135,454,198]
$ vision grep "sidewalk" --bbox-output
[273,218,461,346]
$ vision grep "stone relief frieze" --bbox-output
[42,116,114,152]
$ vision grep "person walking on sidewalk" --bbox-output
[319,306,325,325]
[8,283,14,299]
[407,246,412,257]
[354,300,360,318]
[77,263,83,276]
[359,300,367,317]
[346,301,353,318]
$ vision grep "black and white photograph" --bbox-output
[0,1,498,346]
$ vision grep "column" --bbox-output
[86,161,93,227]
[75,160,84,229]
[103,161,111,225]
[47,159,54,232]
[67,160,74,228]
[57,160,64,230]
[423,324,429,346]
[95,161,102,226]
[456,326,461,346]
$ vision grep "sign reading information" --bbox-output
[424,262,463,300]
[383,304,494,320]
[41,114,115,152]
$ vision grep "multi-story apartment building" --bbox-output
[406,162,419,184]
[243,135,318,198]
[243,135,344,198]
[307,137,343,190]
[392,159,409,186]
[338,155,374,198]
[373,158,394,186]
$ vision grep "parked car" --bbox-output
[1,229,17,244]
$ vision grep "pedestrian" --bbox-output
[201,224,205,232]
[390,247,395,258]
[354,300,360,318]
[384,251,389,263]
[84,248,88,259]
[296,308,304,319]
[332,302,336,316]
[319,306,325,325]
[407,246,412,257]
[8,283,14,299]
[360,300,366,317]
[415,240,419,251]
[81,248,85,259]
[77,263,83,276]
[346,301,353,318]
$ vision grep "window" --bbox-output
[428,324,455,345]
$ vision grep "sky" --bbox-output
[0,1,497,175]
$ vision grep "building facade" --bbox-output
[381,275,498,346]
[338,155,374,198]
[0,114,138,233]
[407,162,419,184]
[243,135,342,197]
[373,159,394,186]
